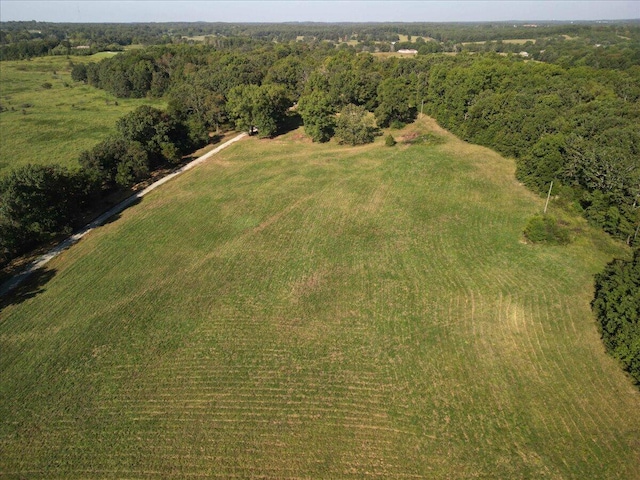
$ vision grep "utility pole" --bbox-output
[420,99,424,119]
[544,181,553,214]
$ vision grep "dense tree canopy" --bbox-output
[0,165,93,261]
[116,105,186,165]
[78,136,130,187]
[374,76,418,127]
[297,91,335,142]
[226,83,291,138]
[420,54,639,244]
[77,106,194,189]
[593,249,640,384]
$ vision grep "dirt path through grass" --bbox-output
[0,133,247,297]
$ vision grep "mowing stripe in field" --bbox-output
[1,119,638,478]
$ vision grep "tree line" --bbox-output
[0,106,200,265]
[4,43,639,258]
[461,35,640,71]
[3,20,638,60]
[78,43,639,244]
[593,250,640,385]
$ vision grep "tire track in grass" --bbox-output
[84,188,408,475]
[459,278,578,472]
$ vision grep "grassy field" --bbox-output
[0,55,164,174]
[397,34,432,43]
[462,38,536,45]
[1,117,638,478]
[181,35,210,42]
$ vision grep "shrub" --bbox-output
[385,134,396,147]
[70,62,88,83]
[523,214,570,245]
[41,82,52,89]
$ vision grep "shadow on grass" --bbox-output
[0,267,57,312]
[276,112,303,137]
[209,133,224,145]
[97,196,142,228]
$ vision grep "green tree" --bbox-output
[297,91,335,142]
[253,83,291,138]
[0,164,91,261]
[264,55,309,100]
[168,82,226,133]
[334,104,376,146]
[226,84,292,138]
[226,84,260,134]
[374,76,417,128]
[592,249,640,385]
[79,136,129,186]
[385,134,396,146]
[116,105,184,165]
[115,142,150,187]
[418,41,443,54]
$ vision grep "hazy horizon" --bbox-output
[1,1,638,24]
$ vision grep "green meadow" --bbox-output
[1,118,638,478]
[0,55,164,174]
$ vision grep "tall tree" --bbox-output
[226,84,291,138]
[226,84,260,135]
[374,76,417,127]
[298,91,336,142]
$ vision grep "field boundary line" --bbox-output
[0,133,247,297]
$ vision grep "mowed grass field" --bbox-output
[1,118,639,478]
[0,55,164,174]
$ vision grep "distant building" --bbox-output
[519,51,530,58]
[397,49,418,54]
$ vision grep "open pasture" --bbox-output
[462,38,536,45]
[0,118,638,478]
[0,55,164,174]
[396,34,433,43]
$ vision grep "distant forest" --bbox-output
[2,20,640,68]
[1,20,639,383]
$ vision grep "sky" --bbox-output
[0,0,638,23]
